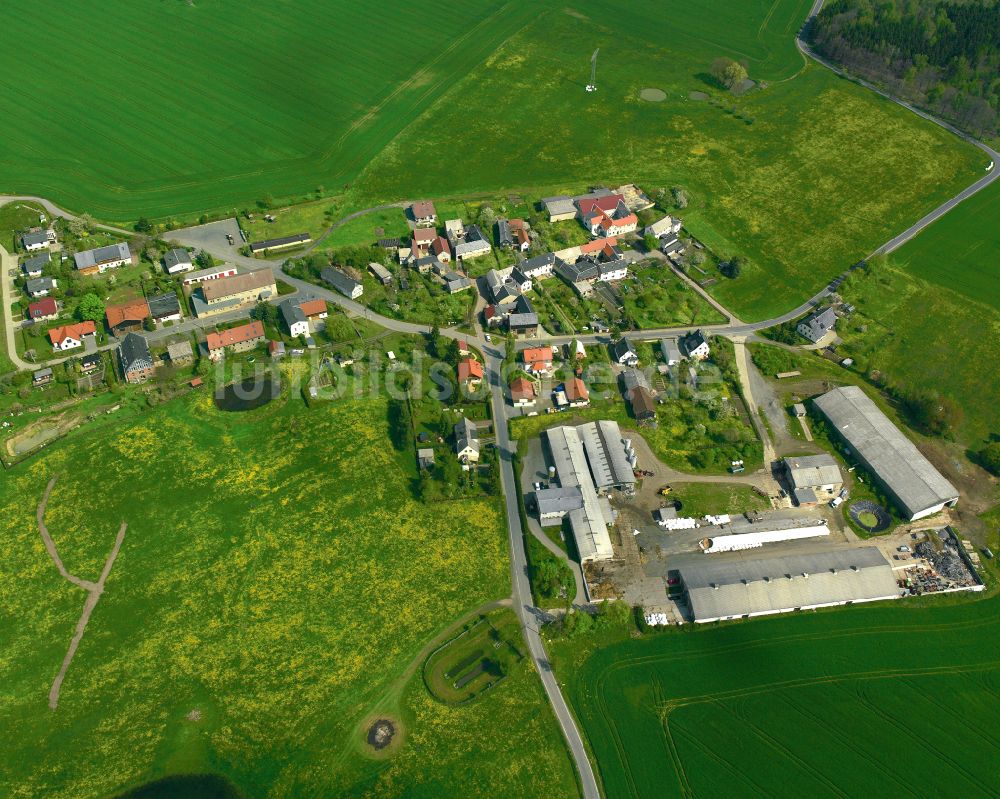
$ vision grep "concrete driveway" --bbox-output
[169,218,244,260]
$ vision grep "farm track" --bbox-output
[37,475,128,709]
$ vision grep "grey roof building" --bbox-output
[321,267,363,299]
[577,420,636,490]
[660,338,682,366]
[797,307,838,343]
[74,242,131,271]
[26,276,57,295]
[117,333,154,379]
[620,368,650,394]
[147,292,182,320]
[22,253,50,276]
[368,262,393,284]
[166,340,194,363]
[163,248,193,273]
[506,294,538,333]
[783,454,843,498]
[22,230,51,249]
[813,386,959,520]
[248,233,311,253]
[682,547,900,623]
[454,416,480,461]
[611,338,638,366]
[442,271,471,293]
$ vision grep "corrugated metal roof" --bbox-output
[814,386,958,519]
[683,547,898,622]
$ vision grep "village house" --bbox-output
[541,195,578,222]
[509,219,531,251]
[554,377,590,409]
[680,330,710,360]
[507,294,539,337]
[269,340,286,359]
[431,236,451,262]
[21,253,49,278]
[660,338,683,369]
[522,345,555,376]
[442,271,472,293]
[510,375,537,407]
[27,297,59,323]
[411,227,436,258]
[148,292,183,324]
[281,299,310,337]
[576,194,638,237]
[377,237,402,252]
[21,228,56,252]
[205,320,265,361]
[192,268,276,317]
[454,416,480,464]
[496,218,515,249]
[321,267,363,299]
[644,215,682,240]
[74,242,132,275]
[166,340,194,366]
[409,200,437,227]
[117,332,156,383]
[418,448,436,470]
[80,352,103,373]
[611,338,639,367]
[797,307,838,343]
[454,224,491,260]
[105,297,150,336]
[629,385,657,421]
[48,320,96,351]
[519,252,557,280]
[458,357,484,389]
[163,248,194,274]
[26,276,57,298]
[572,339,587,360]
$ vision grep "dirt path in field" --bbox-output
[37,475,128,710]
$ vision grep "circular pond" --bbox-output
[640,87,667,102]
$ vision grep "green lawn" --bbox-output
[891,179,1000,313]
[555,592,1000,799]
[667,482,768,517]
[0,389,578,798]
[0,200,48,251]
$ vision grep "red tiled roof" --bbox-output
[412,228,436,244]
[105,297,149,329]
[580,236,618,254]
[522,346,553,364]
[48,320,96,346]
[28,297,58,319]
[205,320,265,351]
[458,357,484,382]
[299,299,327,317]
[432,236,450,256]
[566,377,589,402]
[510,376,536,400]
[577,194,624,215]
[411,200,437,219]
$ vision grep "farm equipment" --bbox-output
[659,485,672,496]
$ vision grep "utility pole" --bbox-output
[586,48,599,92]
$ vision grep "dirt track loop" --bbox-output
[37,475,128,710]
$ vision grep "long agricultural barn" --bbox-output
[577,420,636,491]
[681,547,900,623]
[813,386,958,521]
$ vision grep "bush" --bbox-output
[976,441,1000,476]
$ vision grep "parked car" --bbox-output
[830,497,843,508]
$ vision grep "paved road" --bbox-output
[0,244,34,370]
[484,350,601,799]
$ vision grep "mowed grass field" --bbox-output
[560,595,1000,799]
[355,0,984,320]
[0,0,535,220]
[891,180,1000,313]
[0,390,578,798]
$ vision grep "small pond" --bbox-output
[114,774,242,799]
[214,377,279,412]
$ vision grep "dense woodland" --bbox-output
[808,0,1000,137]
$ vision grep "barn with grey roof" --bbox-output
[681,547,900,623]
[813,386,958,520]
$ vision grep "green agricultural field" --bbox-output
[0,0,537,221]
[0,388,578,798]
[557,594,1000,799]
[836,258,1000,443]
[891,180,1000,313]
